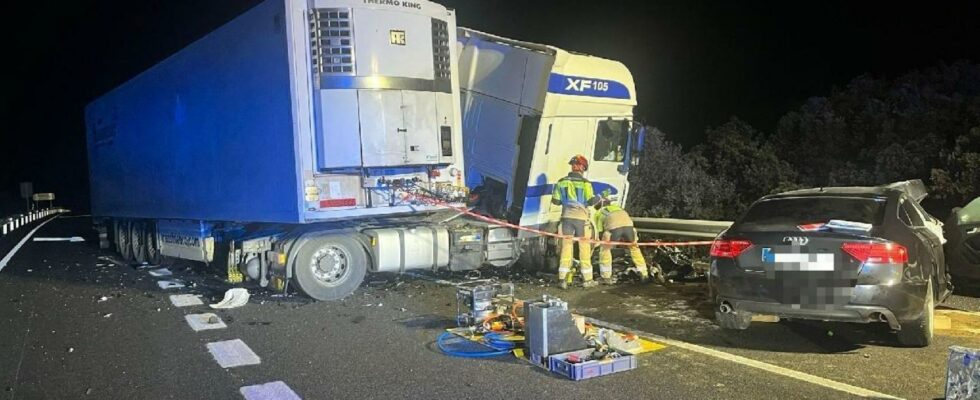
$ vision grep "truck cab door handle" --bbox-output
[397,128,408,133]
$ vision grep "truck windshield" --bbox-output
[594,120,628,162]
[737,196,887,230]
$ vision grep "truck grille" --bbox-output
[431,18,451,81]
[310,8,355,75]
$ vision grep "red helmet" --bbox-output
[568,154,589,171]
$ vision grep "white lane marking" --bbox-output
[185,313,227,331]
[240,381,301,400]
[33,236,85,242]
[169,294,204,307]
[0,216,59,272]
[583,317,902,400]
[412,274,901,399]
[207,339,261,368]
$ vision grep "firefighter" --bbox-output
[594,190,650,284]
[551,155,601,289]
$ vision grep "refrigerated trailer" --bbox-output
[85,0,642,300]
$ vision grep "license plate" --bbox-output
[761,247,835,271]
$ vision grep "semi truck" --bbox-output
[85,0,643,300]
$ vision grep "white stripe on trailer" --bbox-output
[0,216,59,272]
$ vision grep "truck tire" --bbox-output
[291,235,367,301]
[116,220,134,262]
[897,280,934,347]
[132,221,148,264]
[143,222,162,264]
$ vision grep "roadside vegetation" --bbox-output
[629,61,980,220]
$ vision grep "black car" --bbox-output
[708,183,951,347]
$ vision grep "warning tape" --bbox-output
[404,192,714,247]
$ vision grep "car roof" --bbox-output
[762,186,900,200]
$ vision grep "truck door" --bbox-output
[540,118,593,223]
[401,91,440,165]
[358,91,406,167]
[587,118,631,201]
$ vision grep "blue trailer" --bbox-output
[86,0,644,300]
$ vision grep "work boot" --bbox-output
[602,277,616,285]
[639,274,650,284]
[558,280,568,290]
[582,280,598,288]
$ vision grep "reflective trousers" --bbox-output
[558,219,593,282]
[598,228,648,279]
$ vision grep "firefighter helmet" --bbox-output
[568,154,589,171]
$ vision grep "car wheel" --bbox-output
[897,280,934,347]
[715,309,752,330]
[291,235,367,301]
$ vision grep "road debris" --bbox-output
[156,280,186,290]
[185,313,228,331]
[169,294,204,307]
[147,268,173,277]
[210,288,250,309]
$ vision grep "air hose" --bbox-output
[437,332,517,358]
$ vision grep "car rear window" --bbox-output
[737,196,887,230]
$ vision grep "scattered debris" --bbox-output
[239,381,301,400]
[210,288,250,309]
[103,313,112,318]
[97,296,109,303]
[67,347,74,353]
[147,268,173,277]
[156,280,185,290]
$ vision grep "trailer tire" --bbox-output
[143,221,161,264]
[132,221,148,264]
[116,220,134,262]
[292,235,367,301]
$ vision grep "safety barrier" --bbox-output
[0,208,69,237]
[632,217,732,239]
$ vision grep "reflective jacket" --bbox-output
[551,172,599,221]
[595,203,634,232]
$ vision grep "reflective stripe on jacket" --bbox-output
[551,172,599,221]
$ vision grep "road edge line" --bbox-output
[0,216,60,272]
[584,316,902,399]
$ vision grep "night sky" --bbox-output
[3,1,979,212]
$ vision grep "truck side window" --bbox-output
[593,120,628,162]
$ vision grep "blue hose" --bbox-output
[437,332,515,358]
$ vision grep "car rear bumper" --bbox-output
[717,297,902,330]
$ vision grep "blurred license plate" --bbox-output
[762,247,835,271]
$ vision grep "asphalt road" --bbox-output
[2,216,978,399]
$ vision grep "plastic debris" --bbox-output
[240,381,301,400]
[97,296,109,302]
[185,313,228,331]
[102,313,112,318]
[210,288,250,309]
[169,294,204,307]
[147,268,173,277]
[947,346,980,399]
[157,280,186,290]
[207,339,261,368]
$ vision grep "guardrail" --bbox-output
[1,208,69,236]
[633,217,732,239]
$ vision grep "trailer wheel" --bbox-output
[292,235,367,301]
[132,221,148,264]
[116,220,134,262]
[143,221,161,264]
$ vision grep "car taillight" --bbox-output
[841,242,908,264]
[710,239,753,258]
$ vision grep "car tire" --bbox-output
[715,309,752,330]
[143,222,162,265]
[897,280,934,347]
[291,235,367,301]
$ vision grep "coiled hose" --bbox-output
[437,332,517,358]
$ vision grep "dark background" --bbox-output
[3,1,979,214]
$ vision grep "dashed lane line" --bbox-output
[0,216,60,272]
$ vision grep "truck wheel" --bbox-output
[143,222,161,264]
[131,221,148,264]
[292,235,367,301]
[116,220,134,262]
[897,280,934,347]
